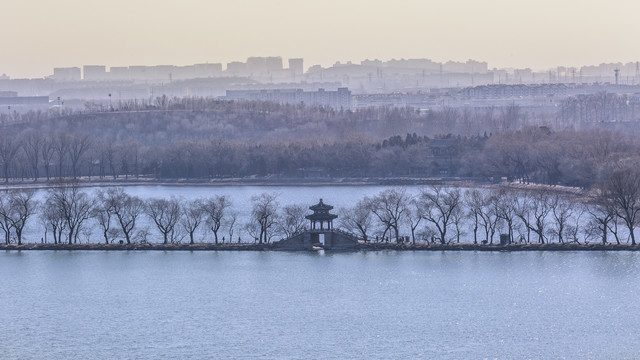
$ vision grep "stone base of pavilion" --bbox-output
[273,229,360,251]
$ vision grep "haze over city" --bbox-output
[3,0,640,78]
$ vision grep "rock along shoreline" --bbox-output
[1,242,638,252]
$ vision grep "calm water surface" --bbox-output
[1,251,638,359]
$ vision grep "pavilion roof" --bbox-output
[305,212,338,221]
[309,199,333,211]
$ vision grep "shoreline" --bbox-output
[1,242,636,252]
[0,176,584,196]
[0,176,479,190]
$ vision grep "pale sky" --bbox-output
[2,0,640,78]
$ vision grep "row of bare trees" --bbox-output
[3,170,640,245]
[0,131,93,182]
[79,188,235,245]
[558,92,640,125]
[1,126,636,189]
[338,181,640,246]
[0,183,319,245]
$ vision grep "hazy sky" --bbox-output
[2,0,640,78]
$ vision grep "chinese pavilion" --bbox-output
[305,199,338,231]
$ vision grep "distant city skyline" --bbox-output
[5,56,640,81]
[3,0,640,78]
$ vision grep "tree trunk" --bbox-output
[473,225,477,244]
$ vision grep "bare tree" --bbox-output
[104,143,118,179]
[107,188,145,244]
[586,186,616,245]
[202,195,231,244]
[565,204,584,244]
[53,133,71,178]
[41,136,55,181]
[604,169,640,245]
[0,194,14,244]
[181,199,205,244]
[226,211,238,243]
[339,201,374,242]
[528,191,552,244]
[278,204,307,238]
[420,186,461,244]
[6,190,38,245]
[47,182,93,244]
[41,197,66,244]
[22,130,42,181]
[514,191,533,243]
[404,199,423,244]
[369,189,408,242]
[0,134,20,183]
[146,197,182,244]
[465,189,485,244]
[250,193,279,244]
[478,193,501,245]
[93,189,115,244]
[494,189,517,244]
[68,134,92,179]
[450,204,465,243]
[244,218,261,243]
[548,193,574,244]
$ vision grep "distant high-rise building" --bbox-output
[245,56,283,75]
[172,65,196,80]
[288,58,304,78]
[265,57,283,73]
[227,61,247,75]
[109,67,130,80]
[194,63,222,78]
[52,67,81,81]
[129,66,151,80]
[83,65,107,81]
[246,57,268,74]
[153,65,175,81]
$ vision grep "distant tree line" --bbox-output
[558,92,640,125]
[0,97,637,187]
[4,174,640,246]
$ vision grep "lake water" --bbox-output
[1,251,638,359]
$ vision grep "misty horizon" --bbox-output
[3,0,640,79]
